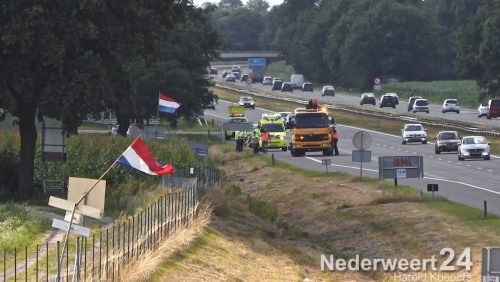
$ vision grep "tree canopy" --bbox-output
[0,1,218,198]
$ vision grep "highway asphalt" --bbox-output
[205,99,500,215]
[212,70,500,129]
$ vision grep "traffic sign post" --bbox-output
[379,155,424,197]
[322,158,331,173]
[352,131,372,178]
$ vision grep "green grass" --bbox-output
[0,203,45,250]
[374,80,482,108]
[264,61,295,81]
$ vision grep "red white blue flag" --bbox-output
[116,137,174,175]
[158,92,181,114]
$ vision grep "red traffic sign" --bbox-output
[374,77,381,85]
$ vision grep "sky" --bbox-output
[192,0,284,7]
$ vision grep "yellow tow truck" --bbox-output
[289,106,335,156]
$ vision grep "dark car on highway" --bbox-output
[380,95,397,108]
[434,131,460,154]
[302,82,313,92]
[360,93,376,105]
[281,82,293,92]
[240,73,249,82]
[272,80,283,91]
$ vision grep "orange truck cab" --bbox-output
[289,107,335,157]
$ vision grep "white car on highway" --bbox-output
[441,99,460,114]
[401,123,427,144]
[458,136,490,161]
[412,99,430,113]
[477,103,489,118]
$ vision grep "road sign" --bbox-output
[52,218,91,237]
[352,150,371,162]
[396,168,407,179]
[352,131,372,150]
[374,77,381,85]
[248,58,266,68]
[379,156,423,179]
[427,184,438,192]
[482,248,500,282]
[322,159,331,166]
[49,196,103,220]
[246,77,253,84]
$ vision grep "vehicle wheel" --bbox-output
[435,149,441,154]
[372,102,376,105]
[457,111,460,114]
[426,111,430,114]
[484,156,491,160]
[487,115,492,119]
[478,115,481,118]
[392,105,396,109]
[422,140,427,144]
[360,102,363,105]
[442,111,445,114]
[281,147,287,151]
[413,111,416,113]
[402,141,407,145]
[252,106,255,109]
[458,155,464,161]
[323,148,333,156]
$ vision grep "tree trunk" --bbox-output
[117,115,131,136]
[17,104,37,199]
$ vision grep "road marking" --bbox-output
[488,170,493,172]
[438,158,443,161]
[447,161,452,163]
[458,162,462,165]
[306,156,500,196]
[466,164,471,167]
[397,148,402,151]
[478,167,482,170]
[389,146,394,149]
[376,143,380,146]
[405,150,409,153]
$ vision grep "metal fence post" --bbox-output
[56,242,60,282]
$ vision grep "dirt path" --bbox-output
[4,207,114,279]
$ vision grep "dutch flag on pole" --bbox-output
[158,92,181,114]
[116,137,174,175]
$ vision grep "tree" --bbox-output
[246,0,270,15]
[128,7,220,125]
[219,0,244,9]
[0,1,188,199]
[456,0,500,98]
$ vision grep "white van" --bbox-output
[290,74,304,89]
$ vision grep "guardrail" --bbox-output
[215,82,500,137]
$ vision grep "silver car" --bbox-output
[458,136,490,160]
[441,99,460,114]
[262,76,273,86]
[478,103,489,118]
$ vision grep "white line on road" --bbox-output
[306,156,500,196]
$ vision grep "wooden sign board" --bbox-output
[52,218,91,237]
[48,197,103,220]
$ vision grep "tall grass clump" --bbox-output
[0,203,44,250]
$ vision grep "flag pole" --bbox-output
[57,137,140,280]
[156,92,160,138]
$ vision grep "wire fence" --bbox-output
[1,166,222,282]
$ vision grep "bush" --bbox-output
[0,203,44,249]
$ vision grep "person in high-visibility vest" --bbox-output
[261,129,270,154]
[330,127,340,156]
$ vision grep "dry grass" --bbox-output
[113,206,211,282]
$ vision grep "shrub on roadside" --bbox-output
[0,203,44,250]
